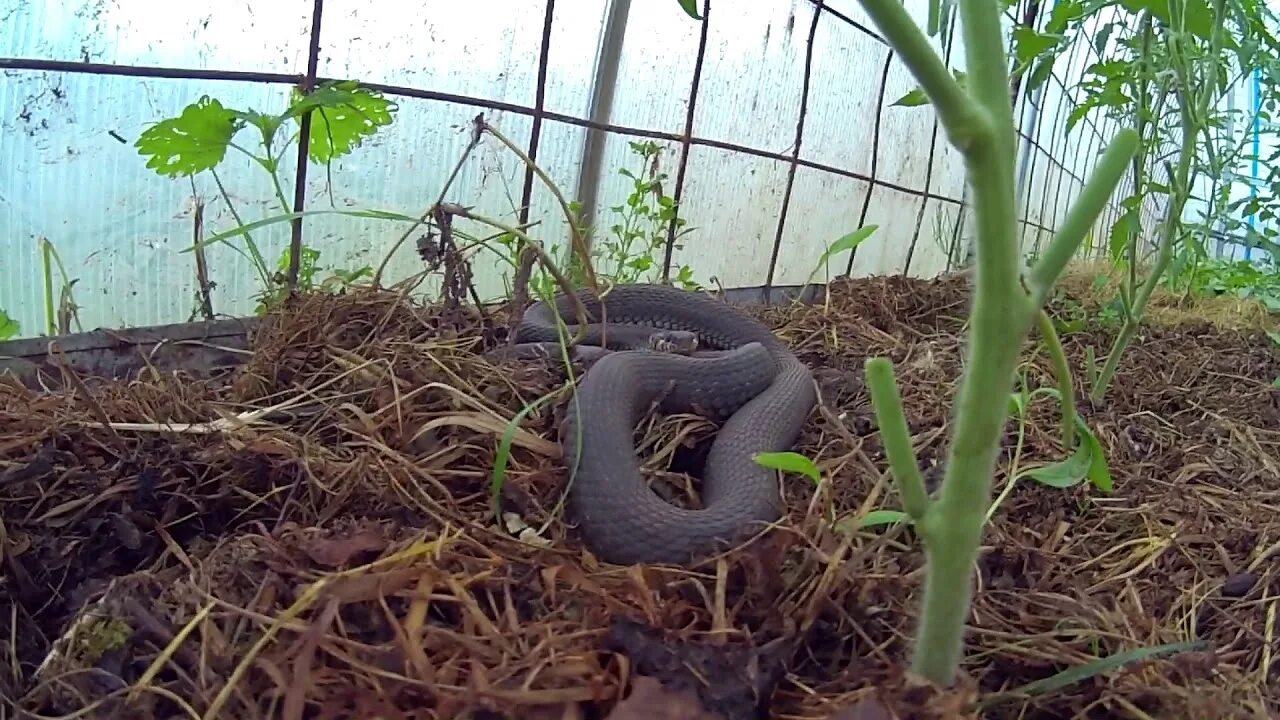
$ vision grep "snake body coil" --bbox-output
[514,284,817,565]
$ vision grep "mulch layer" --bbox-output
[2,274,1279,720]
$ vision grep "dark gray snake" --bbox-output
[496,283,816,565]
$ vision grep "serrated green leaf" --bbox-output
[235,109,286,151]
[1013,27,1062,65]
[1093,22,1115,56]
[0,309,18,340]
[821,225,878,262]
[135,96,240,177]
[754,451,821,485]
[676,0,702,19]
[289,82,397,163]
[1119,0,1215,38]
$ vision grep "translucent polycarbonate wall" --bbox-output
[0,0,1167,339]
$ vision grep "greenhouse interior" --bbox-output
[2,0,1279,717]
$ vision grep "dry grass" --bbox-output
[1,275,1278,719]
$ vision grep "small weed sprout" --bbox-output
[40,237,82,336]
[501,140,700,297]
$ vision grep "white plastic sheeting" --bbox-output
[0,0,1155,339]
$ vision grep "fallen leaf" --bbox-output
[604,676,721,720]
[303,529,387,567]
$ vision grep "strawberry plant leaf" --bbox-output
[288,81,397,163]
[0,309,18,340]
[135,96,240,177]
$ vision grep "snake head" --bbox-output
[647,330,699,355]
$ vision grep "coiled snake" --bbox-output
[504,283,816,565]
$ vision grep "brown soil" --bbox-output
[2,275,1278,719]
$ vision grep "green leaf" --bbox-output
[288,81,397,163]
[676,0,702,19]
[236,109,286,151]
[1045,0,1086,32]
[1007,391,1028,417]
[1020,438,1090,488]
[1077,416,1113,492]
[754,451,822,485]
[186,208,423,253]
[1013,27,1062,66]
[844,509,913,531]
[0,309,18,340]
[834,509,913,536]
[821,225,879,262]
[1016,415,1111,492]
[891,87,931,107]
[1092,22,1115,56]
[1108,210,1138,264]
[135,96,240,177]
[978,640,1211,709]
[491,389,564,522]
[1025,55,1057,93]
[892,70,967,108]
[1119,0,1215,38]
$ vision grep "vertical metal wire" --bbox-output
[843,47,895,277]
[286,0,325,288]
[763,1,823,295]
[517,0,558,233]
[902,18,960,276]
[901,19,962,275]
[660,0,712,282]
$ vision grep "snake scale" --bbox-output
[504,283,817,566]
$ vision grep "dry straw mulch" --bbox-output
[1,274,1278,719]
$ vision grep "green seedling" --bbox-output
[500,140,701,298]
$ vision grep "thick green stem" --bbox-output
[856,0,991,150]
[1029,129,1141,306]
[856,0,1137,688]
[865,358,931,522]
[907,0,1029,684]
